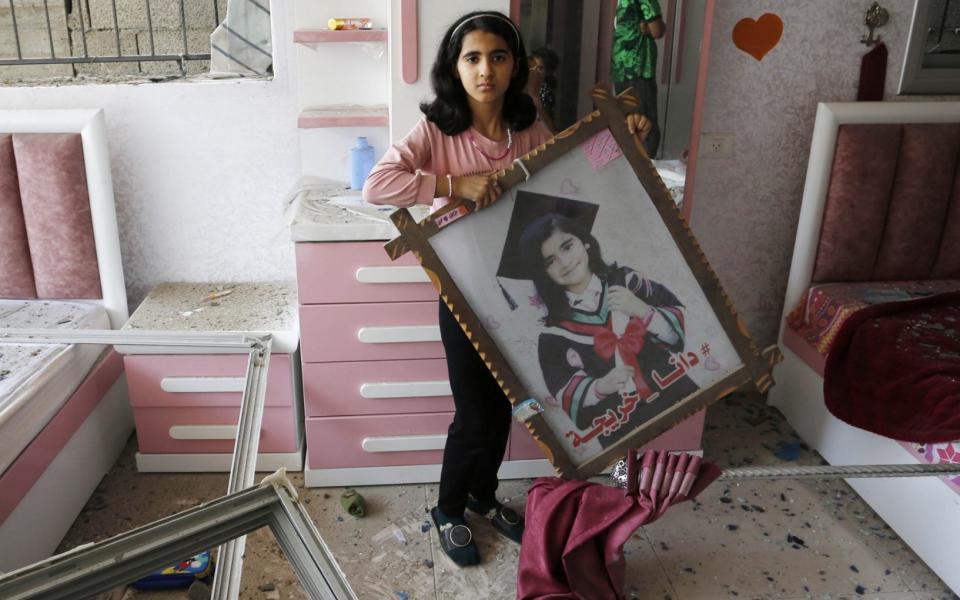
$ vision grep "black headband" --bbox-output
[449,13,521,51]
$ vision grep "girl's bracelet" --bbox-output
[447,174,453,197]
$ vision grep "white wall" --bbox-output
[0,1,300,308]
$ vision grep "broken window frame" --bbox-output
[0,329,322,599]
[0,468,356,599]
[0,0,273,81]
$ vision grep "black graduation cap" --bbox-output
[495,191,599,309]
[496,191,600,280]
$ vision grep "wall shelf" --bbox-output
[298,106,389,129]
[293,29,387,44]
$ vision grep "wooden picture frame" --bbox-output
[385,87,776,478]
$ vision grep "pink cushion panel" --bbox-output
[13,133,102,299]
[812,124,901,283]
[0,134,38,298]
[932,154,960,279]
[873,124,960,280]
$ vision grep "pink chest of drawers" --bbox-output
[120,282,304,473]
[297,240,562,486]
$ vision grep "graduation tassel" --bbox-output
[499,280,519,310]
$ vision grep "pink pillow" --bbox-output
[13,133,102,299]
[0,134,37,298]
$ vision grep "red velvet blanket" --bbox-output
[824,291,960,443]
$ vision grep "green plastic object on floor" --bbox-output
[340,489,366,517]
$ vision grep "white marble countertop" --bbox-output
[288,179,431,242]
[121,281,299,354]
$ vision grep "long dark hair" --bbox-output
[519,214,611,326]
[420,11,537,136]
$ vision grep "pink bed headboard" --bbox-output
[0,133,102,300]
[812,123,960,283]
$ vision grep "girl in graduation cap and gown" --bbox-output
[518,212,699,449]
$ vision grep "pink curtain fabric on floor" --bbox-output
[517,450,721,600]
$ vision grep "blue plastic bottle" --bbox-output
[350,137,375,190]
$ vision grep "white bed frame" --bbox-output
[0,109,132,571]
[768,101,960,594]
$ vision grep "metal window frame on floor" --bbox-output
[0,470,356,599]
[0,329,351,599]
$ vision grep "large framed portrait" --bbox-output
[387,87,776,479]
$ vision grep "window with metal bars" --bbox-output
[0,0,271,83]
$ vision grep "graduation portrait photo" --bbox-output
[388,89,774,477]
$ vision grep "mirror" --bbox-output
[515,0,712,210]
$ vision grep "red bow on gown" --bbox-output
[593,317,652,398]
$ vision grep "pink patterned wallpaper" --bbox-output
[688,0,960,346]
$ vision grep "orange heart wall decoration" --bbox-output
[732,13,783,61]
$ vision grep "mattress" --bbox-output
[900,440,960,493]
[785,280,960,356]
[0,300,110,474]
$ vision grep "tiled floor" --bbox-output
[61,393,958,600]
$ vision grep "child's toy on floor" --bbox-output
[340,488,366,517]
[132,550,214,590]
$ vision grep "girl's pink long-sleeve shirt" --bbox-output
[362,117,552,213]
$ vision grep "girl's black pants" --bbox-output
[436,301,512,516]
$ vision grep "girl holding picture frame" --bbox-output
[364,11,652,567]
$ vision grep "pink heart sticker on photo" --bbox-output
[560,178,579,195]
[580,128,622,170]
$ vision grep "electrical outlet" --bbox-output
[699,132,734,158]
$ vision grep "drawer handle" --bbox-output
[169,425,239,440]
[361,434,447,453]
[357,325,441,344]
[355,266,430,284]
[160,377,246,393]
[360,380,452,398]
